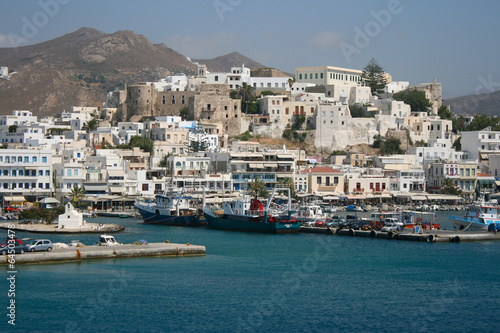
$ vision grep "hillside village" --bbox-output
[0,60,499,210]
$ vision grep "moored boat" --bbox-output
[203,187,300,233]
[449,202,500,231]
[135,189,205,226]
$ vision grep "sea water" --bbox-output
[1,211,500,332]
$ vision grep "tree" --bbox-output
[330,150,348,156]
[237,82,255,113]
[280,177,296,199]
[465,114,500,131]
[437,105,452,120]
[179,106,189,120]
[129,135,154,153]
[159,154,168,168]
[86,118,98,132]
[291,115,305,130]
[380,138,403,155]
[349,104,372,118]
[441,178,462,195]
[452,137,461,151]
[361,58,388,96]
[372,134,384,149]
[69,185,86,206]
[247,178,269,198]
[393,89,432,111]
[189,124,209,152]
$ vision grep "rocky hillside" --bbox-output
[444,90,500,116]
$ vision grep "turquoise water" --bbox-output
[2,211,500,332]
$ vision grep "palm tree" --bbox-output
[280,177,296,199]
[237,82,255,113]
[247,178,269,199]
[69,185,86,206]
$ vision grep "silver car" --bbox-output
[26,239,53,252]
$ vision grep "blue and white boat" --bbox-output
[449,201,500,231]
[135,189,205,226]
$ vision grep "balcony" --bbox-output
[353,188,364,194]
[201,108,216,112]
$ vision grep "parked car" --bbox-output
[381,223,402,232]
[25,239,53,252]
[350,221,372,230]
[315,220,327,227]
[5,206,20,212]
[488,223,500,233]
[0,242,26,255]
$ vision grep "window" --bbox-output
[45,183,50,189]
[12,170,16,177]
[317,177,322,184]
[67,170,72,177]
[24,157,29,163]
[31,170,36,176]
[32,156,37,163]
[18,156,22,162]
[42,156,47,163]
[38,170,43,176]
[5,157,9,163]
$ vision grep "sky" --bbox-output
[1,0,500,98]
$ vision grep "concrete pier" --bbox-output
[1,243,206,265]
[0,222,125,234]
[300,226,500,243]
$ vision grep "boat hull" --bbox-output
[449,215,500,231]
[135,205,205,226]
[205,212,300,233]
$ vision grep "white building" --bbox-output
[461,128,500,161]
[295,66,363,87]
[58,203,85,229]
[0,110,38,127]
[0,148,54,203]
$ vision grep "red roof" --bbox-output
[301,166,341,174]
[477,172,493,177]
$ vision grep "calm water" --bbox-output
[2,211,500,332]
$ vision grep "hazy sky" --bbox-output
[1,0,500,98]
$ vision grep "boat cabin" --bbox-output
[98,235,119,246]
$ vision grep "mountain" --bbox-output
[444,90,500,116]
[0,27,196,116]
[0,28,287,117]
[192,52,266,73]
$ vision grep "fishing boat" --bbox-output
[203,187,301,233]
[449,201,500,231]
[135,188,205,226]
[296,203,325,223]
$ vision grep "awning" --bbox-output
[4,196,26,202]
[84,184,108,191]
[347,195,366,200]
[277,154,294,159]
[495,181,500,186]
[264,163,278,168]
[249,163,264,169]
[40,197,60,204]
[107,170,125,177]
[478,179,495,185]
[109,186,124,193]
